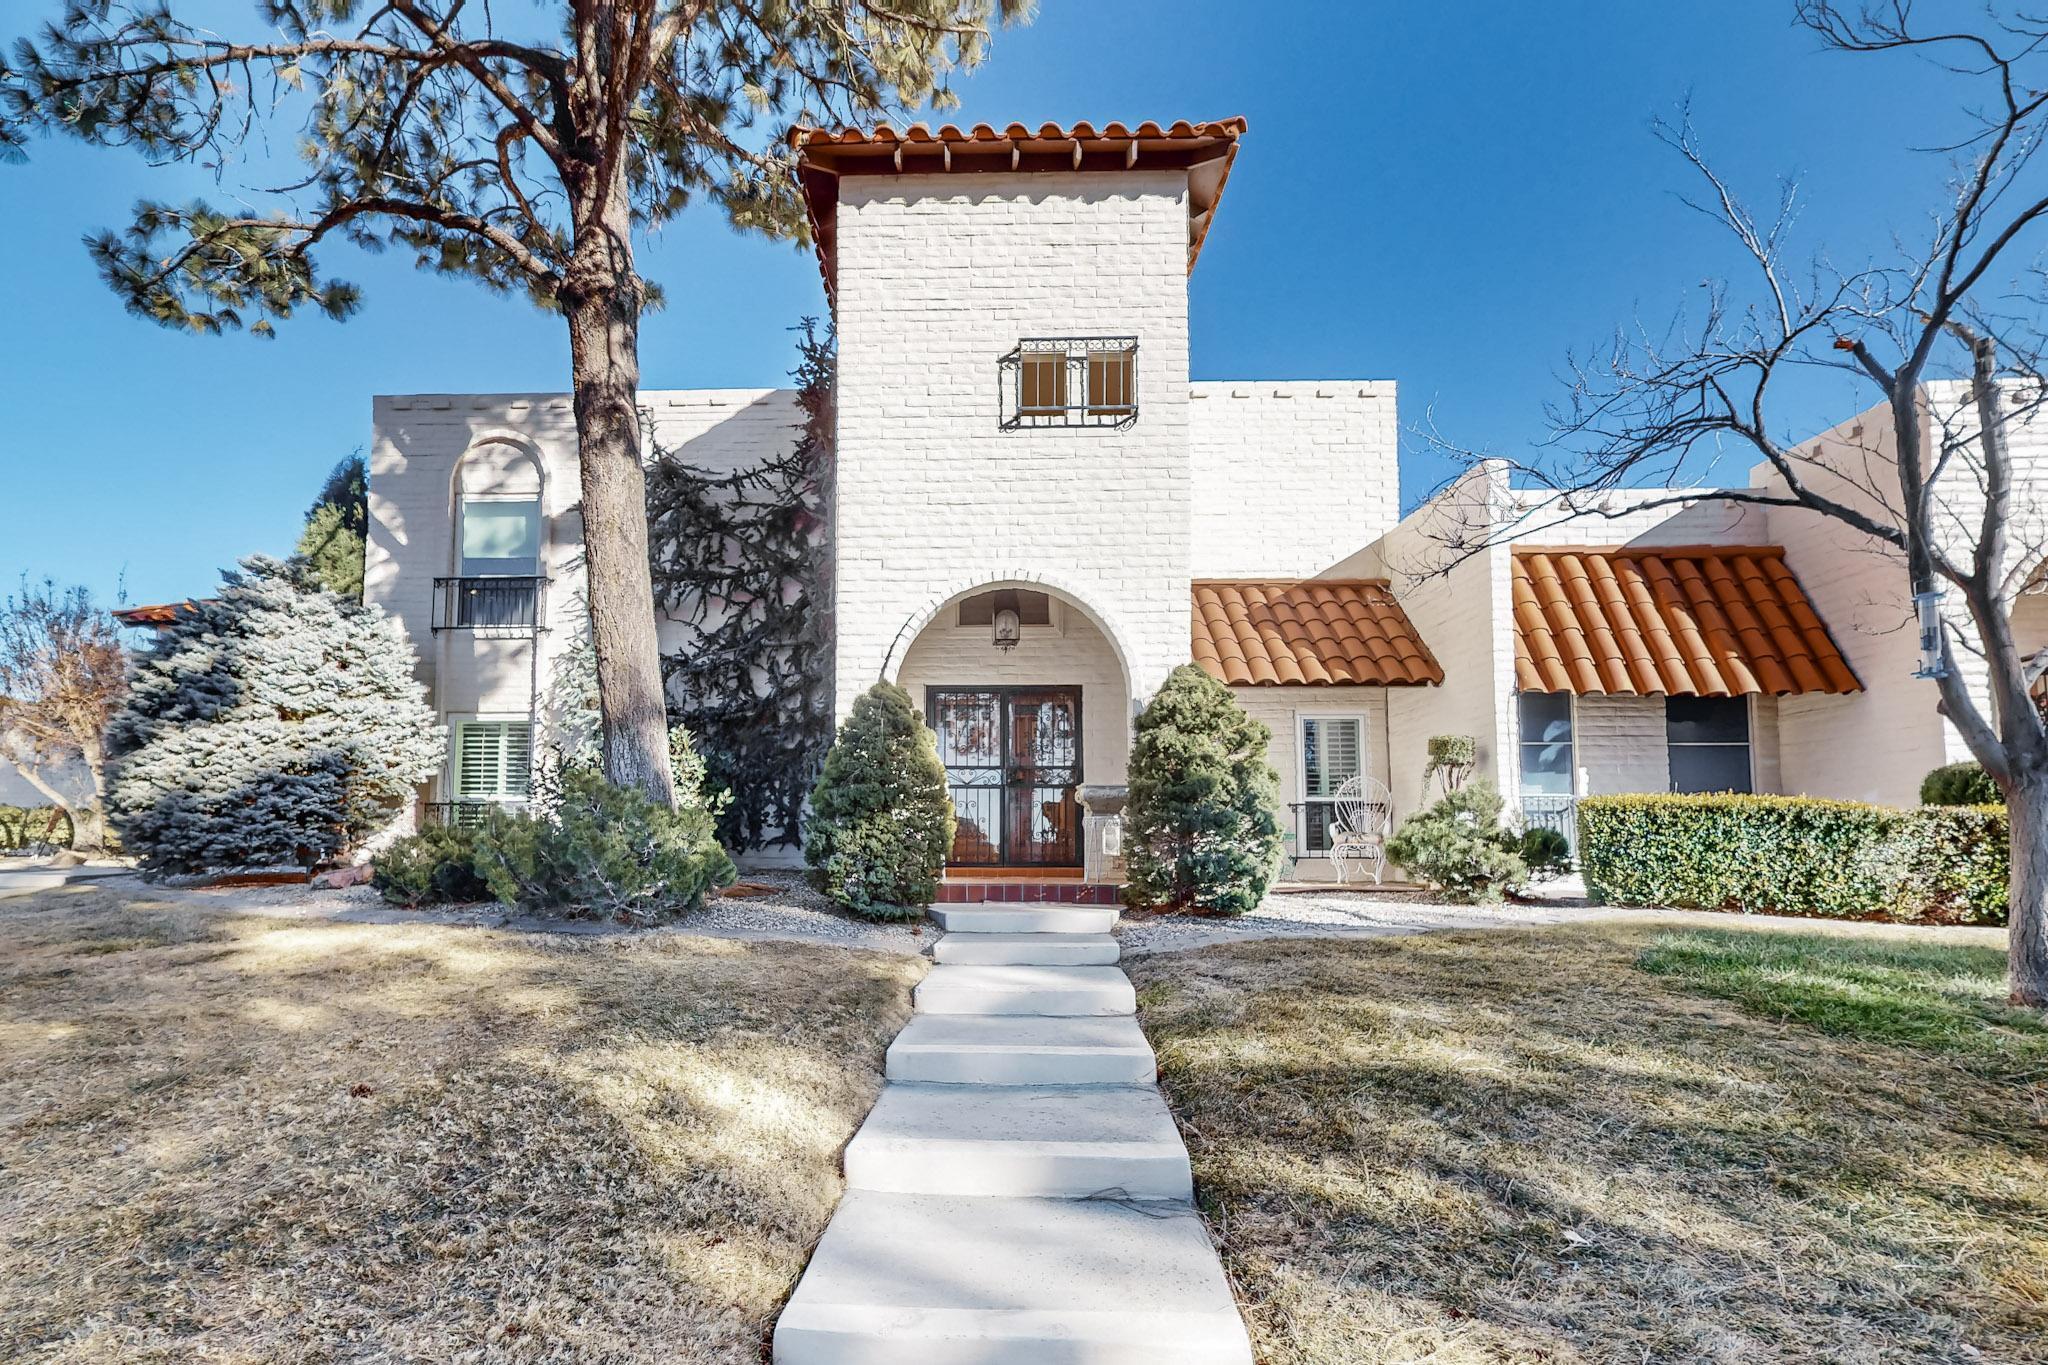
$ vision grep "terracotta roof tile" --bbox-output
[112,600,202,628]
[1512,546,1861,696]
[789,118,1247,304]
[1191,580,1443,688]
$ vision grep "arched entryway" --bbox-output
[889,578,1135,870]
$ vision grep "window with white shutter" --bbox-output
[453,721,533,803]
[1300,716,1364,854]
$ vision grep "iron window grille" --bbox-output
[999,337,1138,429]
[431,575,548,631]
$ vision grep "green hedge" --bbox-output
[1578,793,2007,925]
[0,805,73,851]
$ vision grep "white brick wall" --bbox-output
[365,388,804,798]
[1337,464,1518,819]
[1188,382,1399,577]
[1233,685,1391,882]
[830,171,1193,719]
[1750,401,1957,803]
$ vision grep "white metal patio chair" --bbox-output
[1328,773,1394,886]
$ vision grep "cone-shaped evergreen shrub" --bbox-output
[1123,664,1283,914]
[107,556,442,874]
[804,682,954,919]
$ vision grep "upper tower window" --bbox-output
[1001,337,1139,430]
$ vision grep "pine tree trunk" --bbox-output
[2009,774,2048,1006]
[561,210,676,809]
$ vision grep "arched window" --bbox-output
[442,444,544,629]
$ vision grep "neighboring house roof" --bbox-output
[1192,579,1444,687]
[113,601,203,629]
[1512,546,1862,697]
[788,118,1248,303]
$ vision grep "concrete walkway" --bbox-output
[774,901,1252,1364]
[0,861,133,901]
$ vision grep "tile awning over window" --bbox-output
[1192,580,1443,687]
[1513,546,1862,696]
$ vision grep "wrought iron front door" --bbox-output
[929,687,1082,866]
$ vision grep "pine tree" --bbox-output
[804,682,954,919]
[1,1,1028,812]
[1124,664,1284,915]
[107,556,442,874]
[295,454,368,599]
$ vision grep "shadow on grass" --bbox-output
[0,882,922,1364]
[1129,924,2048,1365]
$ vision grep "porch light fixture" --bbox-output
[992,607,1022,652]
[1913,589,1950,680]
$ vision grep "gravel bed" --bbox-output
[1119,882,1618,955]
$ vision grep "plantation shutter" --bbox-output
[1301,717,1364,855]
[455,722,533,801]
[1302,717,1363,798]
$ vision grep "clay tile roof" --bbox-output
[1512,546,1862,697]
[112,600,202,628]
[788,117,1247,304]
[1191,580,1444,688]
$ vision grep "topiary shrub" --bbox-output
[106,556,442,875]
[1385,779,1529,903]
[372,824,491,907]
[804,682,955,919]
[1578,792,2007,924]
[473,768,735,924]
[1123,664,1284,915]
[1921,762,2002,806]
[1424,733,1477,796]
[1518,825,1573,880]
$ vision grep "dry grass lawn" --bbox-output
[0,883,923,1363]
[1130,923,2048,1365]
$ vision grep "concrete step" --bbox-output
[774,1189,1252,1364]
[843,1083,1192,1200]
[915,963,1136,1017]
[934,931,1119,966]
[931,903,1119,935]
[887,1014,1156,1086]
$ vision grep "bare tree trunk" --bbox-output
[2009,774,2048,1006]
[561,197,676,809]
[73,735,109,853]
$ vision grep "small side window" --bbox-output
[1002,338,1137,429]
[1086,346,1135,416]
[1020,352,1068,415]
[1666,695,1752,793]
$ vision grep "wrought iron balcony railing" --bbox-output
[431,575,546,631]
[1519,794,1579,851]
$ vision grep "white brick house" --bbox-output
[357,116,2042,887]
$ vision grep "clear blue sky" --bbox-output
[0,2,1961,608]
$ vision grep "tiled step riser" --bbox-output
[935,881,1121,905]
[844,1142,1193,1201]
[933,933,1119,966]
